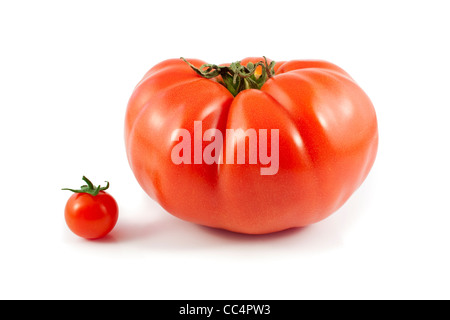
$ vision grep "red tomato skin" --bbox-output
[125,58,378,234]
[64,191,119,239]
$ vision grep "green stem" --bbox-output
[62,176,110,196]
[181,57,276,96]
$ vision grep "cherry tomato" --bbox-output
[62,176,118,239]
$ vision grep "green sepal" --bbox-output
[62,176,110,197]
[180,57,276,96]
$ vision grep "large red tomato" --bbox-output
[125,57,378,234]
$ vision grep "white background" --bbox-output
[1,0,449,300]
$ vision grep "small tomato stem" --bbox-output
[62,176,110,196]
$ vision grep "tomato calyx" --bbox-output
[181,57,276,96]
[62,176,110,196]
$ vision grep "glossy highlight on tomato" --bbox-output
[125,57,378,234]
